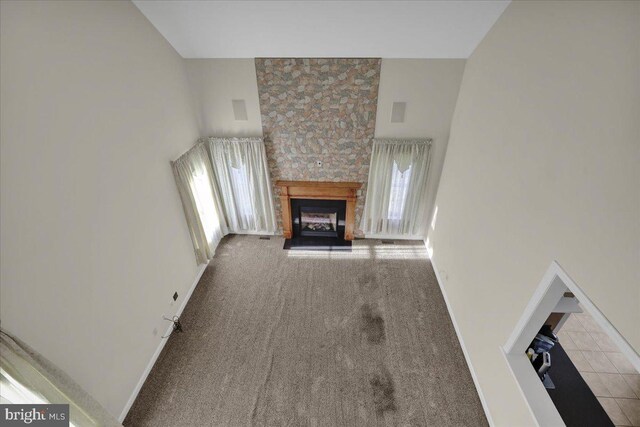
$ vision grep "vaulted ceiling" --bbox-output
[133,1,510,58]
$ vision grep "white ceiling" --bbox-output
[133,1,510,59]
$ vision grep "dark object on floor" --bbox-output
[283,236,352,251]
[528,325,558,385]
[547,342,614,427]
[161,316,183,338]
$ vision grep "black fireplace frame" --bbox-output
[291,198,346,240]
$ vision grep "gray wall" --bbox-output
[186,59,263,138]
[0,0,201,417]
[374,59,466,237]
[428,1,640,425]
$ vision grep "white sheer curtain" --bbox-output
[172,143,227,264]
[1,330,121,426]
[206,137,277,234]
[361,139,432,237]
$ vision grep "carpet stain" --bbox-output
[370,367,397,415]
[361,304,385,344]
[358,272,378,291]
[359,272,376,284]
[124,236,488,426]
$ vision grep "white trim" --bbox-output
[176,263,208,317]
[503,266,568,356]
[501,349,564,427]
[364,233,424,240]
[230,230,278,236]
[118,263,208,422]
[502,260,640,427]
[428,251,495,426]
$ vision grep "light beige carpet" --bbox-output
[124,235,488,426]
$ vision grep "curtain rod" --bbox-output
[373,138,433,147]
[171,136,265,164]
[170,140,206,164]
[373,138,433,145]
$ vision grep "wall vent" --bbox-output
[390,102,406,123]
[232,99,248,121]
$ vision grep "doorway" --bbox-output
[502,261,640,426]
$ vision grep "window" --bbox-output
[387,161,412,220]
[360,138,431,236]
[190,167,219,243]
[230,163,253,226]
[1,368,48,405]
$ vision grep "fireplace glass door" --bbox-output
[299,207,339,238]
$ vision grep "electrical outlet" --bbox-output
[173,292,178,301]
[152,328,158,336]
[316,160,323,167]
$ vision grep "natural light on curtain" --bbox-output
[1,369,79,427]
[207,137,277,234]
[229,164,254,226]
[192,168,220,243]
[172,143,227,264]
[387,162,412,220]
[0,330,120,426]
[361,139,432,237]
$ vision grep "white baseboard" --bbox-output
[230,230,278,236]
[364,233,424,240]
[118,263,208,422]
[426,244,495,426]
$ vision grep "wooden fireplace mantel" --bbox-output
[275,180,362,240]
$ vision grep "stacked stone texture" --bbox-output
[255,58,381,234]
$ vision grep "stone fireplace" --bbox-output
[276,181,362,241]
[256,59,381,236]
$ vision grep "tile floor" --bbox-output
[557,309,640,426]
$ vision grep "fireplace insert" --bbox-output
[300,207,338,237]
[291,199,346,240]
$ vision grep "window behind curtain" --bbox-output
[387,162,412,220]
[360,139,432,237]
[207,137,277,234]
[230,164,254,227]
[191,167,220,243]
[172,143,227,264]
